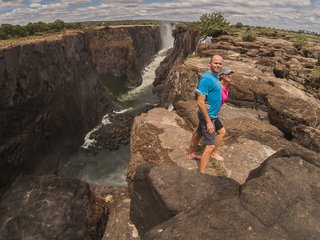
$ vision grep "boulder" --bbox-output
[267,95,320,151]
[127,108,195,193]
[140,147,320,240]
[130,163,239,235]
[0,175,106,240]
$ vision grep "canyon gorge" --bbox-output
[0,24,320,240]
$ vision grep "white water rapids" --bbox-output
[58,23,173,186]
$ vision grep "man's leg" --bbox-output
[198,117,216,173]
[199,144,215,173]
[211,127,226,161]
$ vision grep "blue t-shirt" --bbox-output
[196,70,222,118]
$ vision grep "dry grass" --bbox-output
[0,29,83,49]
[0,25,158,50]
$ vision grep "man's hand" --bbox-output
[206,121,214,135]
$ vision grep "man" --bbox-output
[189,55,223,173]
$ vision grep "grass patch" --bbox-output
[306,65,320,89]
[198,140,228,176]
[293,34,308,49]
[240,29,257,41]
[209,158,228,176]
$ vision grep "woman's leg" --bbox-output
[211,127,226,161]
[188,129,202,160]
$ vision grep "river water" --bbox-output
[58,29,173,186]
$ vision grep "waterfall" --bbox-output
[160,22,174,49]
[59,47,172,186]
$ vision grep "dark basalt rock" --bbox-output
[133,147,320,240]
[91,113,135,151]
[0,174,107,240]
[130,163,240,235]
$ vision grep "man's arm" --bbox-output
[197,95,214,135]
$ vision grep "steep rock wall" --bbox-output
[153,28,201,106]
[88,26,161,88]
[0,26,161,193]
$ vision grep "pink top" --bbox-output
[221,83,229,105]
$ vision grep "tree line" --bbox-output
[0,19,82,40]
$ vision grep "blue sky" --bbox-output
[0,0,319,33]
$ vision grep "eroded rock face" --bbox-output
[139,147,320,240]
[0,175,106,240]
[0,33,113,192]
[0,26,161,192]
[127,108,190,193]
[267,95,320,151]
[88,26,161,88]
[153,28,201,104]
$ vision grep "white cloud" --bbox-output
[0,0,319,33]
[0,0,23,8]
[65,0,92,4]
[30,3,41,8]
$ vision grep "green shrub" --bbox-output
[172,23,189,38]
[306,66,320,90]
[241,29,256,41]
[312,66,320,77]
[257,27,281,37]
[293,34,308,49]
[235,22,243,28]
[195,12,231,37]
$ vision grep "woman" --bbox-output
[210,66,233,161]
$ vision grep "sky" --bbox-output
[0,0,320,33]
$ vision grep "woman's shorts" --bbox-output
[214,118,223,131]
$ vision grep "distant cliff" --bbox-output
[0,26,161,193]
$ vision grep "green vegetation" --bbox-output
[0,19,161,41]
[306,66,320,89]
[197,139,228,176]
[210,159,228,176]
[240,29,257,41]
[195,12,231,37]
[0,19,82,40]
[102,20,160,26]
[293,34,308,49]
[254,27,286,37]
[172,22,191,38]
[172,12,232,38]
[235,22,244,28]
